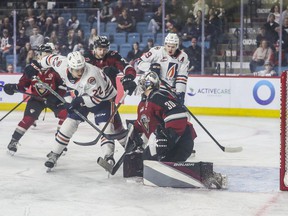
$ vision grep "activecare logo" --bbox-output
[187,87,231,97]
[253,80,275,105]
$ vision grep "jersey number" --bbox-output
[164,101,176,110]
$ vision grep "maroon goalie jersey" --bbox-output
[17,61,66,99]
[134,89,197,139]
[84,50,136,87]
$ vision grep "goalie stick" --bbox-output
[34,77,116,140]
[160,80,242,153]
[73,91,129,146]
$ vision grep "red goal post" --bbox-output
[280,72,288,191]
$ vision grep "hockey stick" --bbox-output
[97,124,137,175]
[0,96,29,122]
[0,85,45,101]
[34,77,114,139]
[160,81,242,153]
[185,108,243,153]
[74,91,129,146]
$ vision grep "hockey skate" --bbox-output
[204,172,227,189]
[46,147,68,158]
[45,151,60,171]
[7,138,20,155]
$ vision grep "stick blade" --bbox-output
[73,139,98,146]
[224,146,243,153]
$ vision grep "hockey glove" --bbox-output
[24,63,40,79]
[4,83,18,95]
[176,92,185,105]
[64,96,85,113]
[149,63,161,77]
[155,126,178,160]
[121,74,137,95]
[103,66,119,79]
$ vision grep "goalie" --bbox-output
[124,71,226,189]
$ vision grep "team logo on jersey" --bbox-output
[88,77,96,85]
[166,63,178,79]
[29,109,35,113]
[56,60,62,67]
[45,73,53,80]
[140,114,150,133]
[34,82,48,96]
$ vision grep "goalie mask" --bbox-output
[136,71,160,95]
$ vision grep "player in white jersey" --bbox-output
[137,33,190,105]
[40,51,119,169]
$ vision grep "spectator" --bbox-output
[0,17,13,34]
[16,27,29,54]
[249,39,274,73]
[86,28,98,50]
[73,29,86,54]
[66,14,80,31]
[181,16,198,42]
[185,37,202,73]
[190,0,209,18]
[0,29,13,66]
[47,30,59,45]
[24,18,36,37]
[112,0,125,22]
[166,0,184,29]
[18,42,32,68]
[142,38,154,53]
[256,26,269,47]
[100,0,114,23]
[263,13,279,45]
[268,4,280,24]
[41,16,54,37]
[126,42,143,63]
[275,17,288,52]
[148,6,162,33]
[6,64,14,73]
[273,42,287,67]
[253,61,277,76]
[205,8,222,49]
[36,10,47,30]
[165,14,178,33]
[24,49,35,68]
[55,17,67,46]
[30,26,44,50]
[63,29,78,55]
[117,8,134,33]
[128,0,144,24]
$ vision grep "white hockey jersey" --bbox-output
[137,46,189,93]
[40,54,117,108]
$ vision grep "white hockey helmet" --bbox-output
[164,33,179,48]
[67,51,85,70]
[136,71,160,95]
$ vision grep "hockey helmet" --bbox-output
[94,36,110,49]
[67,51,86,70]
[37,43,54,53]
[164,33,179,48]
[137,71,160,95]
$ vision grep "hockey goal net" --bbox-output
[280,72,288,191]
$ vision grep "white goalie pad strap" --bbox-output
[147,133,157,156]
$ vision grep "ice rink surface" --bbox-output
[0,111,287,216]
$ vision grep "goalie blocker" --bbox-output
[123,153,227,189]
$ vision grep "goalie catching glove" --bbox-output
[4,84,18,95]
[121,74,137,95]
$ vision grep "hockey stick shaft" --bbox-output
[159,81,242,153]
[34,77,105,136]
[0,96,29,122]
[74,91,129,146]
[185,107,242,153]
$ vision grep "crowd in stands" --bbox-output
[0,0,285,76]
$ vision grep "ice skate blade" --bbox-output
[7,150,16,156]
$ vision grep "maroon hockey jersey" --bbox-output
[84,50,136,87]
[17,61,66,99]
[134,89,197,139]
